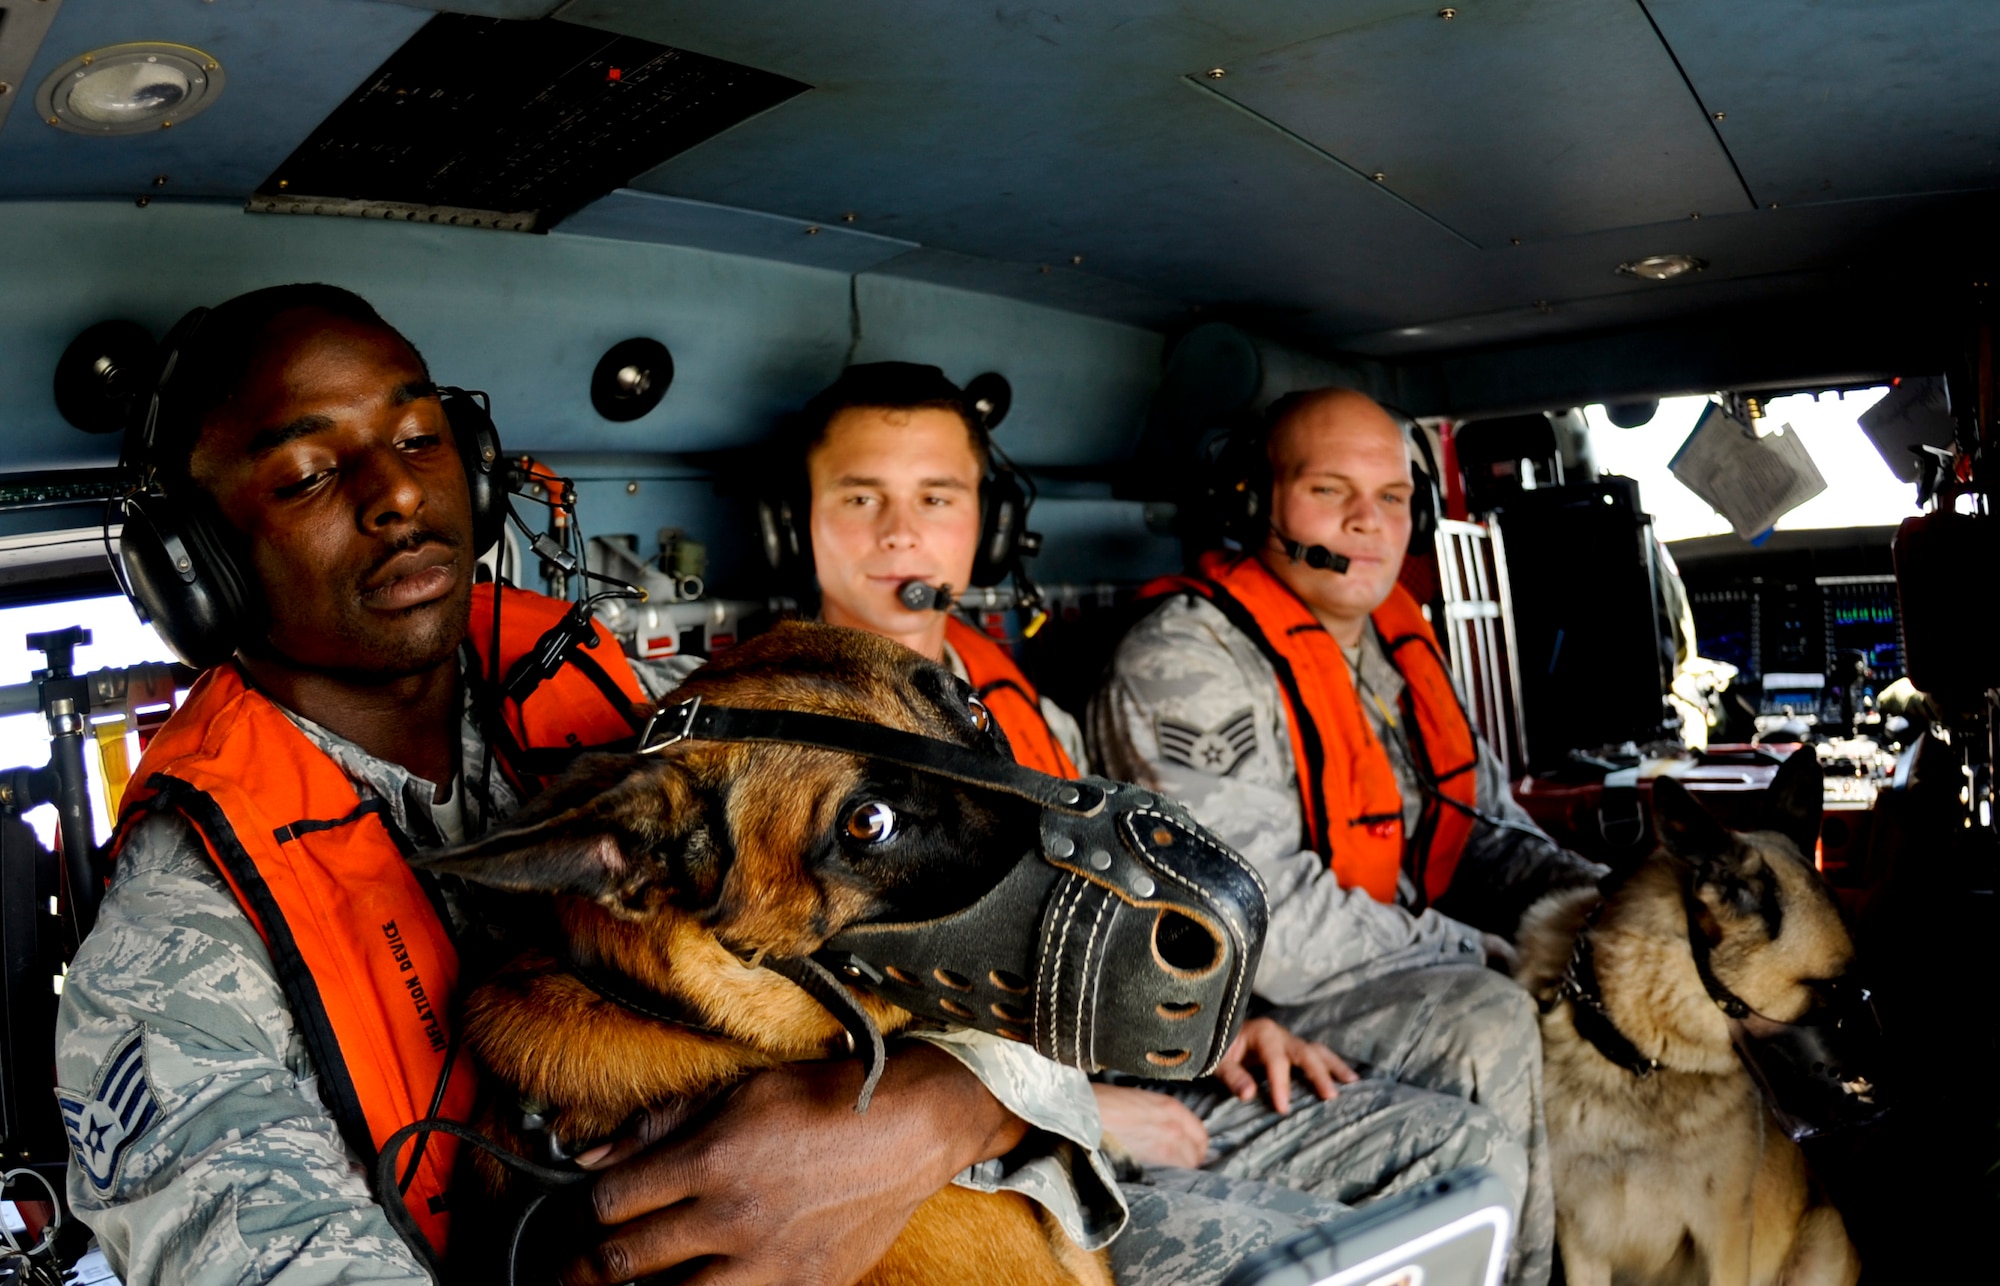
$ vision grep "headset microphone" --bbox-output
[898,580,955,612]
[1279,538,1351,574]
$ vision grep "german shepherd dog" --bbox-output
[415,621,1113,1285]
[1514,750,1861,1286]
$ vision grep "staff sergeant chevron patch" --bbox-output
[1156,708,1259,777]
[58,1030,159,1193]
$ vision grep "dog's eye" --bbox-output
[967,695,992,733]
[846,801,899,845]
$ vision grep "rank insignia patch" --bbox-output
[1157,708,1259,777]
[58,1030,159,1193]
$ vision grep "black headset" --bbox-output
[1203,394,1441,557]
[757,379,1033,593]
[116,306,510,668]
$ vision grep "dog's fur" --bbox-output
[417,621,1112,1285]
[1515,750,1859,1286]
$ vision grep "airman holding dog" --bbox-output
[54,287,1127,1286]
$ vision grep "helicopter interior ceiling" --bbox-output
[1,1,1995,426]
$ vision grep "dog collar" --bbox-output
[1552,926,1661,1079]
[640,695,1108,816]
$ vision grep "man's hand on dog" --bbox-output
[1214,1016,1358,1115]
[563,1045,1029,1286]
[1092,1084,1211,1169]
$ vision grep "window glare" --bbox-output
[0,594,176,848]
[1584,387,1918,544]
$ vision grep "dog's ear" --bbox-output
[412,755,727,914]
[1651,775,1730,864]
[1763,747,1824,861]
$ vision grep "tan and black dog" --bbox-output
[1515,750,1860,1286]
[415,620,1113,1285]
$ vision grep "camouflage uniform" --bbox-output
[54,657,1137,1284]
[1090,593,1608,1286]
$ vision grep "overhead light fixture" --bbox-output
[1615,253,1707,282]
[37,43,224,135]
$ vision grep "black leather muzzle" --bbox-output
[640,697,1267,1082]
[1727,982,1887,1140]
[824,781,1266,1078]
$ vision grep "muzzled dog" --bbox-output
[405,621,1264,1284]
[1515,749,1878,1286]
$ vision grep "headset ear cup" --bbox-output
[443,390,506,557]
[1406,424,1443,556]
[117,493,247,669]
[970,470,1025,588]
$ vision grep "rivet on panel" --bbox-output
[804,225,821,235]
[1689,211,1701,220]
[1713,111,1725,121]
[625,481,639,495]
[1071,254,1084,265]
[842,211,857,222]
[153,174,169,187]
[277,179,289,189]
[0,84,10,96]
[1438,7,1457,17]
[1205,67,1226,79]
[1372,172,1386,183]
[134,195,151,208]
[1509,237,1522,246]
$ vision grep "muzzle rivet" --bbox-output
[1058,786,1081,805]
[1132,875,1157,898]
[1049,835,1076,858]
[1089,850,1112,871]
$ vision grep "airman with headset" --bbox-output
[1088,388,1608,1286]
[757,361,1086,778]
[52,286,1130,1286]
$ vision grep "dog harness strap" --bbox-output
[640,699,1107,816]
[762,955,887,1113]
[1556,929,1661,1078]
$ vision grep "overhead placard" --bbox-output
[1669,404,1827,540]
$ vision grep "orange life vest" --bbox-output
[1142,552,1478,906]
[112,585,649,1262]
[944,616,1079,779]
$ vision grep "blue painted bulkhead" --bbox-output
[0,198,1181,589]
